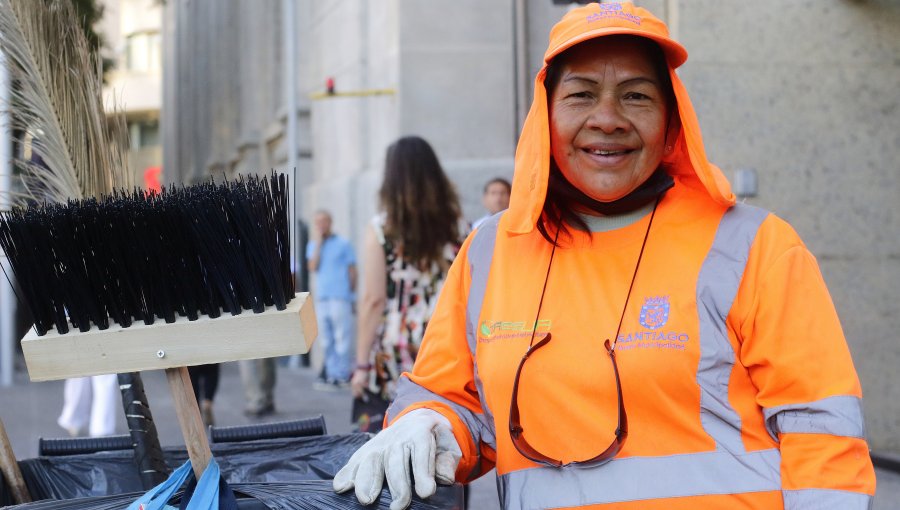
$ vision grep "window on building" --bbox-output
[129,120,160,149]
[125,31,161,73]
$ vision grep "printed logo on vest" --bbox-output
[617,295,690,352]
[478,319,551,343]
[639,295,669,330]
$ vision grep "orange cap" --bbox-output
[544,2,687,68]
[501,2,735,236]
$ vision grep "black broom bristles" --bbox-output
[0,172,294,336]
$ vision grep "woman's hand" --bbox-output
[351,368,369,398]
[334,408,461,510]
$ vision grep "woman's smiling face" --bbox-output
[549,37,669,203]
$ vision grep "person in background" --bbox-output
[350,136,466,433]
[57,374,118,437]
[334,3,875,509]
[306,209,358,390]
[472,177,511,229]
[187,364,218,426]
[239,358,276,418]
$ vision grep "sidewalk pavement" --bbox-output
[1,357,897,509]
[0,357,502,509]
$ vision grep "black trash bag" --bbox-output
[169,434,375,487]
[19,451,139,501]
[232,480,464,510]
[19,434,371,500]
[4,481,462,510]
[1,490,267,510]
[0,470,16,506]
[3,492,146,510]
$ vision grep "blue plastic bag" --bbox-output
[178,458,238,510]
[126,460,192,510]
[127,458,236,510]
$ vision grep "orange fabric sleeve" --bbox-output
[778,434,875,494]
[732,215,875,495]
[385,233,497,481]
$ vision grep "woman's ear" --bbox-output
[662,107,681,163]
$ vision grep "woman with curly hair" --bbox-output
[350,135,466,433]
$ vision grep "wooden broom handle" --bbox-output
[165,367,212,478]
[0,416,31,503]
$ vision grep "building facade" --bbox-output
[99,0,164,187]
[162,0,900,453]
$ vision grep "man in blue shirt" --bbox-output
[306,210,357,389]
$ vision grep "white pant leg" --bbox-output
[58,377,92,434]
[316,300,334,379]
[329,300,355,382]
[88,374,119,437]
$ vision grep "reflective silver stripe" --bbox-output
[387,376,492,444]
[466,212,501,355]
[695,203,768,452]
[783,489,874,510]
[471,364,497,450]
[499,448,781,509]
[465,212,503,452]
[764,395,867,440]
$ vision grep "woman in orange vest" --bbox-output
[334,3,876,509]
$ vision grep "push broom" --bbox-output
[0,175,317,480]
[0,0,316,492]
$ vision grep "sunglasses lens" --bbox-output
[508,336,627,468]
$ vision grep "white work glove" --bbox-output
[333,408,462,510]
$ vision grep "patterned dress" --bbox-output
[364,213,463,402]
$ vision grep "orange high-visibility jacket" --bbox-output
[386,4,876,509]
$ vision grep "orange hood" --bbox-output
[502,2,735,235]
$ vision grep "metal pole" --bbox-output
[284,0,298,271]
[0,50,15,388]
[283,0,301,369]
[513,0,529,139]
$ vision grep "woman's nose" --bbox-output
[586,95,628,134]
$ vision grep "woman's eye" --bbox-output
[624,92,651,101]
[565,91,592,99]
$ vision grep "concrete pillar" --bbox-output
[0,50,14,387]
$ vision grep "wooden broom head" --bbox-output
[0,172,317,381]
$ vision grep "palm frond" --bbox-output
[0,0,132,204]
